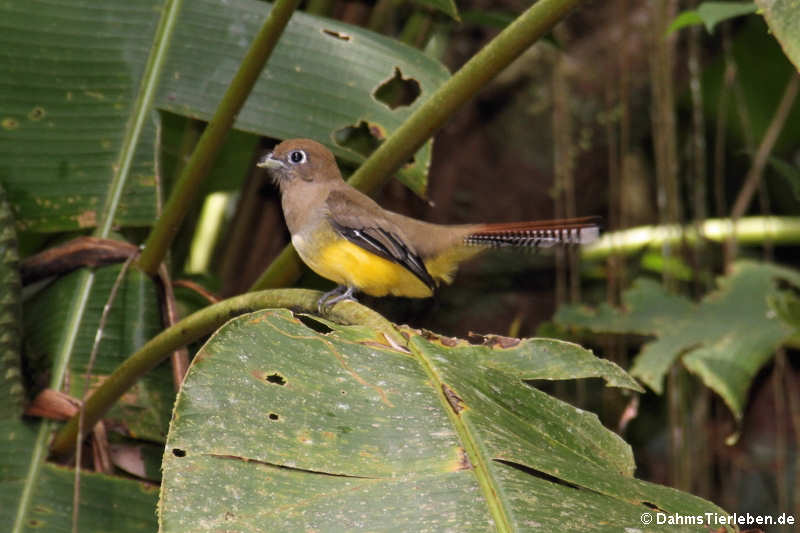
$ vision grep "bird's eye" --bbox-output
[289,150,306,164]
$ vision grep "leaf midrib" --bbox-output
[410,341,512,532]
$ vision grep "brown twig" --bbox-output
[158,265,191,388]
[21,237,138,285]
[730,73,799,221]
[173,278,221,304]
[726,73,799,264]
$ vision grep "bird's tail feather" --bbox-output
[464,216,600,248]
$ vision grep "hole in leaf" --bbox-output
[333,121,384,158]
[268,412,280,421]
[322,28,351,41]
[172,448,186,457]
[494,459,580,490]
[642,501,664,512]
[297,314,334,334]
[373,67,421,110]
[266,372,286,385]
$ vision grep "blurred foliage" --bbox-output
[668,1,758,34]
[555,261,800,420]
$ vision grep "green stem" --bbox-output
[399,11,433,48]
[50,289,403,458]
[136,0,301,275]
[250,0,584,291]
[581,216,800,262]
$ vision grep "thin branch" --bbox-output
[158,264,191,388]
[730,73,799,221]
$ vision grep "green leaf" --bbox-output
[0,418,158,532]
[555,261,800,419]
[668,2,758,34]
[0,184,23,419]
[768,155,800,200]
[461,9,518,30]
[160,309,724,531]
[1,0,450,233]
[5,264,167,530]
[667,10,705,34]
[756,0,800,71]
[24,265,172,442]
[413,0,460,21]
[2,0,176,528]
[0,0,162,232]
[155,0,451,196]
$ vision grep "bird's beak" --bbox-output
[257,152,284,170]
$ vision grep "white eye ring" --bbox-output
[289,150,306,164]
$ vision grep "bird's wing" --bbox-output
[326,190,436,291]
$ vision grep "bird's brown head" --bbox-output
[257,139,342,189]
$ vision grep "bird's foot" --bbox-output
[317,285,357,314]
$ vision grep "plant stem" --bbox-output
[581,216,800,262]
[730,73,800,221]
[250,0,585,291]
[399,10,433,48]
[49,289,403,458]
[136,0,301,275]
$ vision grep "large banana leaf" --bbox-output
[160,309,728,531]
[0,0,162,232]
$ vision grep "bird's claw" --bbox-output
[317,286,357,314]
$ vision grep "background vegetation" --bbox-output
[1,0,799,531]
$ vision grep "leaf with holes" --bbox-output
[1,0,450,235]
[155,0,451,196]
[160,309,726,532]
[555,261,800,420]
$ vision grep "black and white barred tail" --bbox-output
[463,217,600,248]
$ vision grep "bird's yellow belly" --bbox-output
[292,231,433,298]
